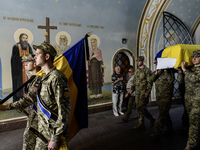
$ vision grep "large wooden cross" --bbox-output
[38,17,57,43]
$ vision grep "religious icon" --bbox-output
[11,28,33,102]
[55,31,71,56]
[86,34,105,99]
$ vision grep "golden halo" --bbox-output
[14,28,33,44]
[88,34,100,48]
[55,31,71,45]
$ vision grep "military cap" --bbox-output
[136,56,144,61]
[33,41,57,57]
[192,50,200,57]
[21,54,35,62]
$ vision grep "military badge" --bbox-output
[64,86,69,99]
[32,87,38,93]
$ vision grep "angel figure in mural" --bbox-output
[11,29,33,102]
[86,34,105,99]
[55,31,71,56]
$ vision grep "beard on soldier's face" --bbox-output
[20,40,28,50]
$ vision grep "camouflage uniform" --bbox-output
[178,65,200,149]
[7,55,41,150]
[11,42,70,149]
[150,69,174,134]
[15,67,70,150]
[36,67,70,149]
[131,64,154,127]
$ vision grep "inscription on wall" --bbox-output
[3,16,34,22]
[2,16,104,30]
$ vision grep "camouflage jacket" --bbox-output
[37,67,71,143]
[150,69,174,98]
[7,75,41,111]
[131,65,152,94]
[178,66,200,97]
[10,67,71,143]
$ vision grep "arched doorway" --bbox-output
[112,49,135,81]
[112,49,135,109]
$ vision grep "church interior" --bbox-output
[0,0,200,149]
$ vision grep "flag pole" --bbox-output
[84,32,92,61]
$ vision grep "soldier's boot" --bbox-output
[149,118,156,128]
[134,123,146,129]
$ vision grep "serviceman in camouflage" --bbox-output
[33,42,71,150]
[177,50,200,150]
[0,42,71,150]
[150,59,175,137]
[128,56,155,129]
[0,54,41,150]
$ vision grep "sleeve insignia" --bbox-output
[32,87,38,93]
[64,86,69,99]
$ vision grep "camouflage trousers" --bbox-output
[156,97,172,132]
[135,91,154,124]
[23,111,38,150]
[185,95,200,148]
[124,96,136,120]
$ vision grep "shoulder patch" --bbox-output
[64,86,69,99]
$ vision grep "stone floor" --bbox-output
[0,104,195,150]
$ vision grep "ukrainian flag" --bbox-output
[37,38,88,141]
[156,44,200,68]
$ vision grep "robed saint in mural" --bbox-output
[86,35,105,99]
[11,30,33,102]
[55,31,71,56]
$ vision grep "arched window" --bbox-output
[163,12,194,100]
[113,52,131,82]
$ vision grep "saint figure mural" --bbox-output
[86,34,105,99]
[55,31,71,56]
[11,29,33,102]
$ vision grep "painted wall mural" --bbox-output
[0,0,145,120]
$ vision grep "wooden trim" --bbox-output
[0,117,27,133]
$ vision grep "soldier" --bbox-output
[150,59,175,137]
[0,54,41,150]
[1,42,71,150]
[179,50,200,150]
[128,56,155,129]
[33,41,71,149]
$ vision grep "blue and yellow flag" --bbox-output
[156,44,200,68]
[37,38,88,141]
